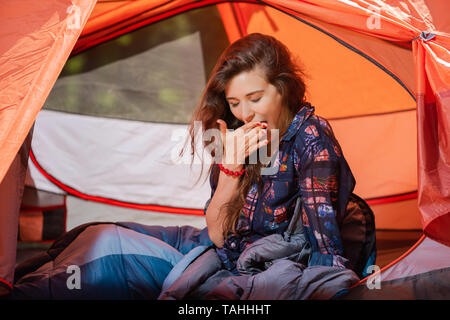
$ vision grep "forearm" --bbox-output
[205,120,265,247]
[205,170,241,248]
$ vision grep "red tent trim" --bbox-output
[366,191,417,206]
[29,149,205,216]
[0,277,13,291]
[350,234,426,289]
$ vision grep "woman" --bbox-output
[185,32,357,276]
[13,33,371,300]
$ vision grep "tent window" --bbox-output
[43,5,230,124]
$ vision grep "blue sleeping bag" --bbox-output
[12,192,375,300]
[12,222,213,300]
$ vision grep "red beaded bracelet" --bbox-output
[218,163,246,176]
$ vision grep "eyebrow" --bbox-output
[226,89,264,100]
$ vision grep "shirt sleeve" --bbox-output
[297,141,351,269]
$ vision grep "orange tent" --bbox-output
[0,0,449,298]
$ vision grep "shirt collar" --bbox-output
[280,102,315,142]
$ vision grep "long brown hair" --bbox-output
[182,33,309,237]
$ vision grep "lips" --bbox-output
[256,120,268,127]
[258,121,269,131]
[254,120,268,128]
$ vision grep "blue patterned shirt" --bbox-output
[204,102,356,274]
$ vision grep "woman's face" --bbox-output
[225,66,285,132]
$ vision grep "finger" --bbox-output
[244,125,267,141]
[241,129,267,160]
[216,119,228,136]
[216,119,229,145]
[247,136,269,156]
[246,128,267,148]
[244,129,268,155]
[238,121,265,134]
[236,126,264,149]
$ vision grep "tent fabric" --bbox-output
[29,2,420,219]
[27,110,212,210]
[82,0,447,244]
[412,39,450,246]
[0,127,33,290]
[342,235,450,299]
[341,266,450,299]
[380,236,450,281]
[25,4,230,215]
[1,0,448,240]
[0,0,96,290]
[0,0,96,184]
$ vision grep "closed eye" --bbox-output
[229,97,261,107]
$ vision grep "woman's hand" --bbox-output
[216,119,269,171]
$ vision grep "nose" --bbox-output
[242,103,255,123]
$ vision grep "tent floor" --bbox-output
[375,230,423,268]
